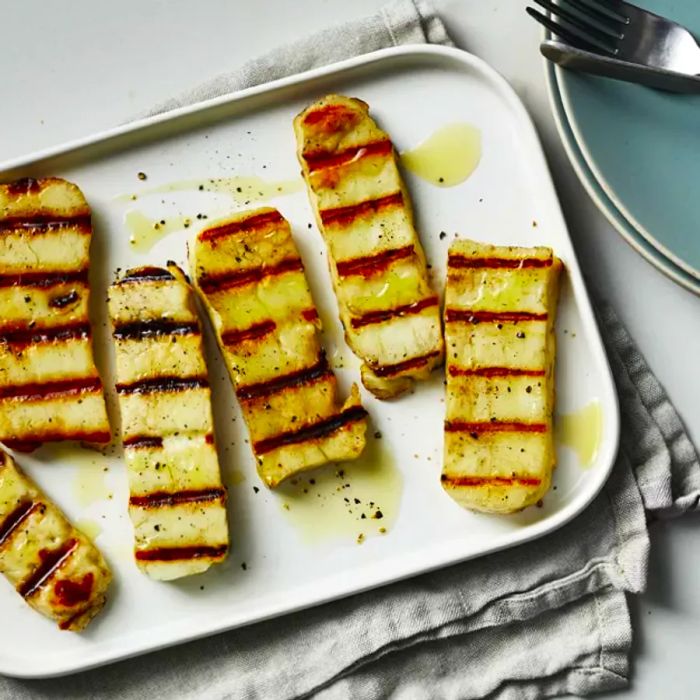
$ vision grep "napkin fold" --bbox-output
[4,2,699,698]
[144,0,453,117]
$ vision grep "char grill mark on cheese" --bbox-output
[0,177,109,449]
[17,538,78,599]
[3,430,111,453]
[0,269,88,289]
[0,450,112,630]
[304,139,393,172]
[221,320,277,347]
[129,487,226,508]
[253,405,368,455]
[109,263,229,581]
[0,376,103,401]
[0,500,39,547]
[294,95,444,398]
[5,178,44,195]
[199,209,284,243]
[117,267,175,284]
[113,320,200,341]
[199,257,304,294]
[135,544,228,562]
[448,367,546,378]
[123,436,164,449]
[0,215,91,234]
[0,321,90,347]
[447,255,554,270]
[301,308,319,323]
[370,349,444,378]
[445,310,548,324]
[192,207,367,488]
[301,102,356,126]
[123,432,214,449]
[335,244,415,278]
[441,475,543,487]
[115,376,208,395]
[444,421,549,434]
[350,296,439,329]
[319,192,404,227]
[441,238,562,514]
[237,354,332,401]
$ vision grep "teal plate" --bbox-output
[553,0,700,282]
[545,58,700,295]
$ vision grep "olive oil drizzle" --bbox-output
[400,123,482,187]
[556,400,603,468]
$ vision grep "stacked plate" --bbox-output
[543,0,700,295]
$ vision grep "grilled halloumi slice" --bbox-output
[108,263,229,580]
[191,208,368,488]
[0,449,111,630]
[294,95,444,399]
[442,239,562,513]
[0,177,110,451]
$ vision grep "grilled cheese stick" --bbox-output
[442,239,562,513]
[191,208,368,488]
[108,264,229,580]
[0,177,109,451]
[0,449,111,630]
[294,95,444,399]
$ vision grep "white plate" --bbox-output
[0,45,619,678]
[543,56,700,296]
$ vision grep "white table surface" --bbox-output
[1,0,698,696]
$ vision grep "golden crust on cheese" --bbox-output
[108,263,229,580]
[191,207,367,488]
[0,177,109,451]
[442,239,562,513]
[0,449,111,630]
[294,95,444,399]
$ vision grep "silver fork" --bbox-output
[527,0,700,76]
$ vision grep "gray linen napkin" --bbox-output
[4,2,699,698]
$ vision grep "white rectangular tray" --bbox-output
[0,45,619,678]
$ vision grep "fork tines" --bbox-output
[527,0,628,56]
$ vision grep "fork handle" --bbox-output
[541,41,700,93]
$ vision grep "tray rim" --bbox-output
[0,44,620,679]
